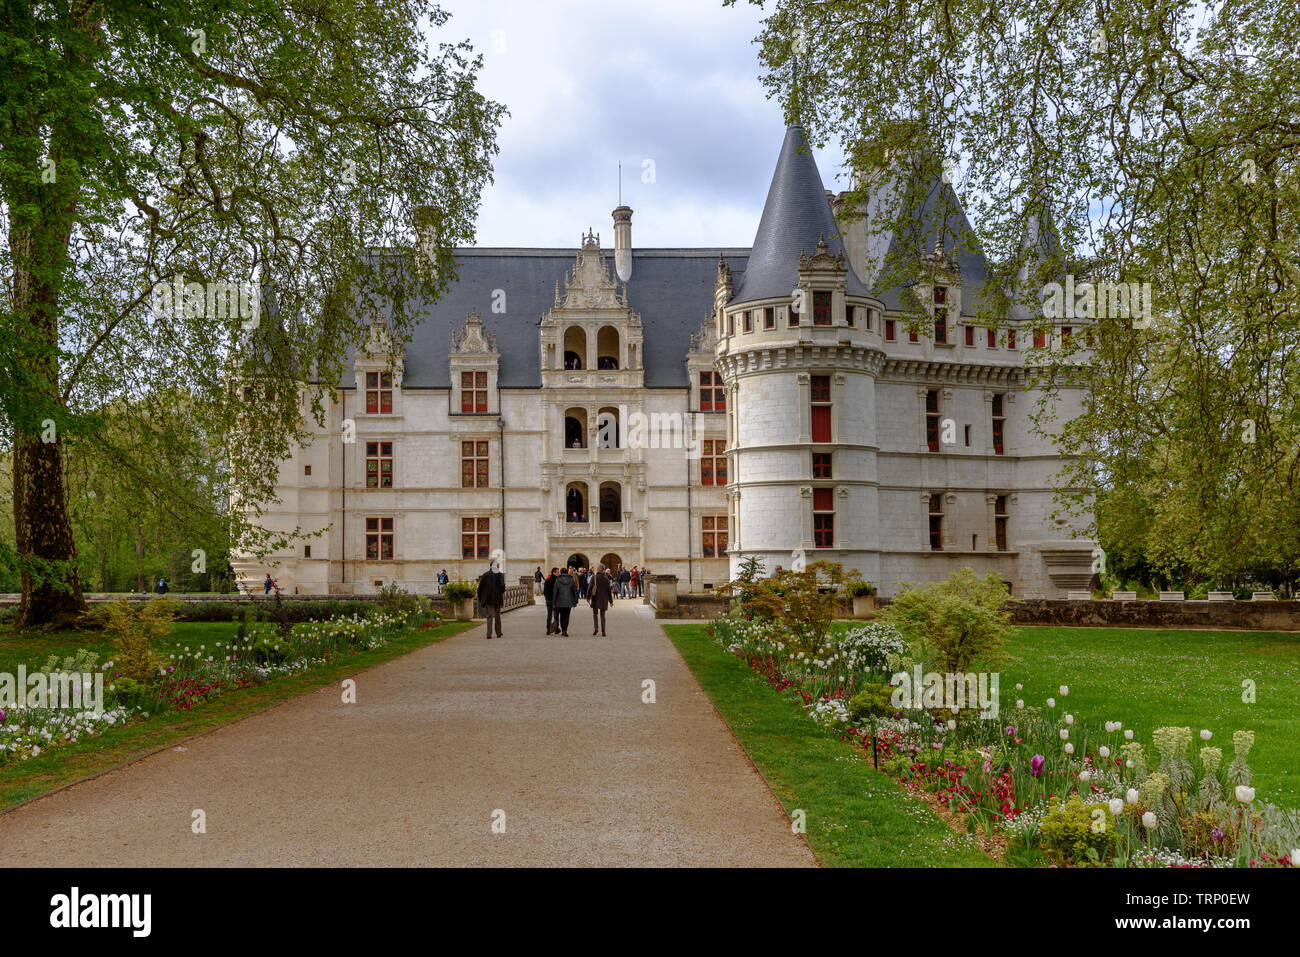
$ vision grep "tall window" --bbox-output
[965,325,975,346]
[925,390,940,452]
[928,494,944,551]
[909,327,920,343]
[701,439,727,486]
[366,372,393,414]
[460,371,487,413]
[812,452,832,478]
[813,290,832,325]
[700,371,725,411]
[763,307,775,329]
[845,305,855,327]
[864,308,874,330]
[1007,328,1017,349]
[702,515,728,557]
[992,394,1006,455]
[810,375,832,443]
[995,495,1009,551]
[1033,328,1046,348]
[933,287,948,343]
[1061,326,1073,345]
[885,318,896,341]
[365,517,394,560]
[743,310,753,333]
[366,441,393,488]
[987,328,997,348]
[789,300,800,326]
[813,487,834,548]
[461,516,489,559]
[461,440,489,488]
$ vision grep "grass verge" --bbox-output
[0,618,477,811]
[664,623,994,867]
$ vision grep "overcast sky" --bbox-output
[437,0,847,249]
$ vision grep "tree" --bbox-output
[733,0,1299,588]
[1,1,504,626]
[880,569,1012,674]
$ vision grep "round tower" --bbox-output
[717,125,886,585]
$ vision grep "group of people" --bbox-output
[536,563,648,637]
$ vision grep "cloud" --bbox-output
[435,0,847,248]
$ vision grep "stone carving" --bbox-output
[450,309,497,354]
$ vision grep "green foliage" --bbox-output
[104,598,176,683]
[844,579,876,598]
[880,569,1012,673]
[376,583,432,622]
[441,581,476,604]
[37,648,101,675]
[720,561,851,652]
[1040,796,1116,866]
[848,683,896,722]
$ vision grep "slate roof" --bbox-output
[730,125,870,306]
[378,249,748,389]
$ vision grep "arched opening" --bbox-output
[565,483,588,523]
[596,406,620,448]
[599,481,622,523]
[563,326,586,369]
[566,553,589,571]
[599,553,622,573]
[596,325,620,369]
[564,407,587,449]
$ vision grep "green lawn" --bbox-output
[664,623,995,867]
[0,617,477,810]
[996,626,1300,808]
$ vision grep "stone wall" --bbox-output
[1009,598,1300,631]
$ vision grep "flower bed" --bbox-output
[0,608,438,765]
[710,614,1300,868]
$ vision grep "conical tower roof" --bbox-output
[730,125,869,306]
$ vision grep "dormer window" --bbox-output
[813,291,832,326]
[366,372,393,414]
[460,371,487,413]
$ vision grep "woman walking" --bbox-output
[552,566,578,637]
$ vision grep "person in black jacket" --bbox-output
[477,562,506,639]
[542,567,559,635]
[589,563,613,636]
[551,567,579,636]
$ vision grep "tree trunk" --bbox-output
[13,436,87,627]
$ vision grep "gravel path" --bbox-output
[1,599,816,867]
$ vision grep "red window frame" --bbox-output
[928,494,943,551]
[701,515,728,557]
[987,328,997,348]
[365,517,394,560]
[1033,328,1046,349]
[461,516,489,560]
[742,310,753,333]
[764,307,775,329]
[365,441,393,488]
[700,371,725,411]
[812,291,832,326]
[813,487,834,549]
[812,452,832,478]
[992,394,1005,455]
[460,371,487,413]
[461,440,489,488]
[925,390,940,452]
[965,325,975,347]
[811,375,832,443]
[366,372,393,414]
[1007,328,1017,349]
[701,439,728,486]
[885,318,896,341]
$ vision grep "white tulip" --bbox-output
[1065,714,1074,725]
[1046,698,1056,708]
[1059,685,1069,696]
[1099,745,1111,758]
[947,719,956,730]
[1114,721,1123,730]
[1126,759,1133,768]
[1124,729,1134,740]
[1016,683,1023,691]
[1064,743,1075,754]
[1142,811,1158,829]
[1109,798,1124,815]
[1200,729,1212,741]
[1079,770,1091,782]
[1016,700,1024,709]
[1235,785,1256,804]
[1127,788,1140,804]
[1292,849,1300,864]
[1060,728,1070,740]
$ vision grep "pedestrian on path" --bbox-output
[552,567,578,636]
[630,566,639,598]
[589,563,612,636]
[542,567,559,635]
[477,561,506,639]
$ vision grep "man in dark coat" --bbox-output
[589,563,613,636]
[552,567,579,636]
[477,562,506,639]
[542,567,559,635]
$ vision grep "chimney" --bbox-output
[612,205,633,282]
